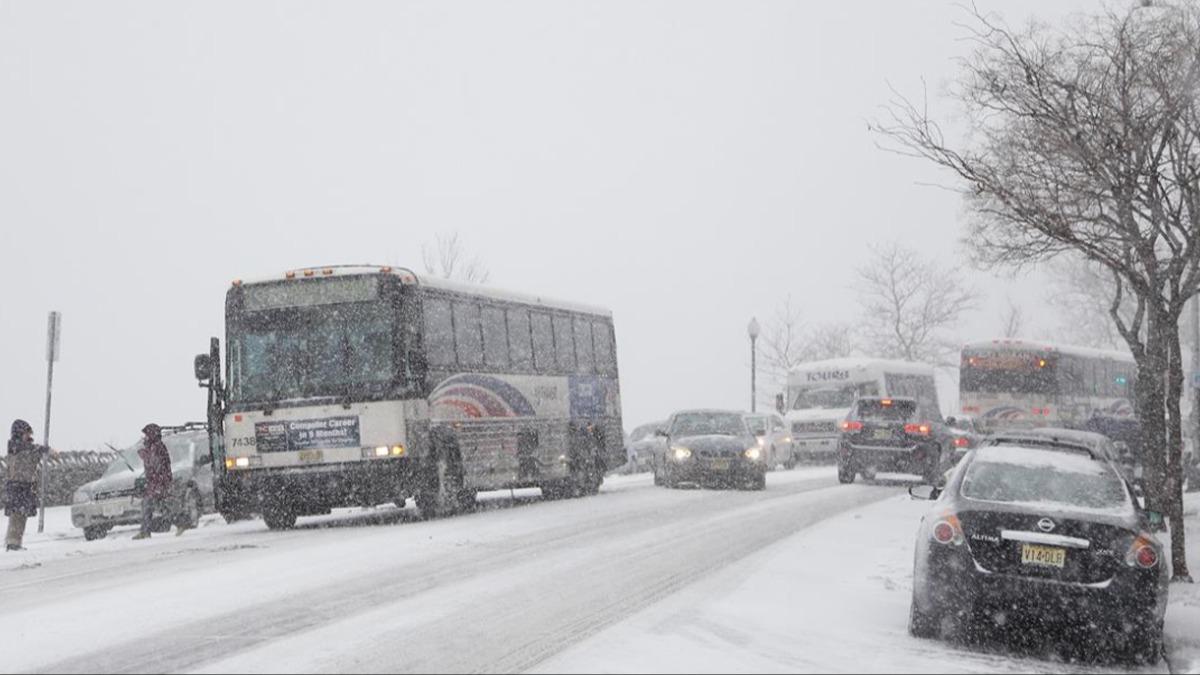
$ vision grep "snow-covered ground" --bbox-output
[1165,494,1200,674]
[538,485,1200,675]
[2,468,1195,674]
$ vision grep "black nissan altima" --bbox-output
[652,409,766,490]
[908,440,1170,664]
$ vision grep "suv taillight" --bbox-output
[841,421,863,432]
[904,423,932,436]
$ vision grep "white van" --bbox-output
[784,359,941,459]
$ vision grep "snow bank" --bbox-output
[1165,493,1200,674]
[537,493,1167,674]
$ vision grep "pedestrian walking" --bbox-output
[5,419,54,551]
[133,423,183,539]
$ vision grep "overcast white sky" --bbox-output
[0,0,1095,449]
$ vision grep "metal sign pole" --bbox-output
[38,311,61,534]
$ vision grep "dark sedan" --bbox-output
[909,442,1170,664]
[653,409,766,490]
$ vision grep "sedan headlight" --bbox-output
[744,447,762,461]
[671,446,692,461]
[73,490,91,505]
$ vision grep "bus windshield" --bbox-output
[961,351,1055,394]
[792,382,879,410]
[231,301,396,405]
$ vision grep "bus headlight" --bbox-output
[744,447,762,461]
[671,446,692,461]
[363,444,406,459]
[225,456,254,469]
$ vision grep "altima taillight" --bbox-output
[931,513,965,546]
[1126,535,1160,569]
[904,423,932,436]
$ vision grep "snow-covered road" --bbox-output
[1,467,887,673]
[1,469,1193,674]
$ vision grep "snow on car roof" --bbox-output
[235,265,613,317]
[973,445,1112,475]
[961,338,1133,363]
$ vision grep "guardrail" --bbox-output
[0,451,116,507]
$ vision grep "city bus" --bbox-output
[784,358,941,458]
[194,265,623,529]
[959,339,1136,433]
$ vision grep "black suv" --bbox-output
[837,397,949,484]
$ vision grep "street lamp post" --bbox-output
[748,318,761,413]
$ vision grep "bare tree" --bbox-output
[1000,298,1025,339]
[762,297,859,386]
[1048,256,1140,351]
[421,232,491,284]
[760,295,805,392]
[855,242,980,366]
[799,322,858,362]
[873,2,1200,579]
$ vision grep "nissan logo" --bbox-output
[1037,518,1056,533]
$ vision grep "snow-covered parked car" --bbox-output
[909,442,1170,664]
[743,411,796,470]
[71,425,217,541]
[625,421,667,473]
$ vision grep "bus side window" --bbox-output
[453,302,484,367]
[425,298,456,367]
[531,312,555,373]
[593,320,616,376]
[482,305,509,369]
[553,314,576,371]
[508,309,533,370]
[574,317,595,374]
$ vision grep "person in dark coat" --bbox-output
[5,419,55,551]
[134,423,179,539]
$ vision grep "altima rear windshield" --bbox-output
[960,446,1132,513]
[855,400,916,421]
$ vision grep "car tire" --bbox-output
[178,488,202,530]
[1123,619,1163,665]
[922,449,943,485]
[908,599,942,640]
[83,525,110,542]
[751,472,766,491]
[837,460,856,485]
[783,451,797,471]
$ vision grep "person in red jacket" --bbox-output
[133,423,182,539]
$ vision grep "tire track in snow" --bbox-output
[32,473,858,674]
